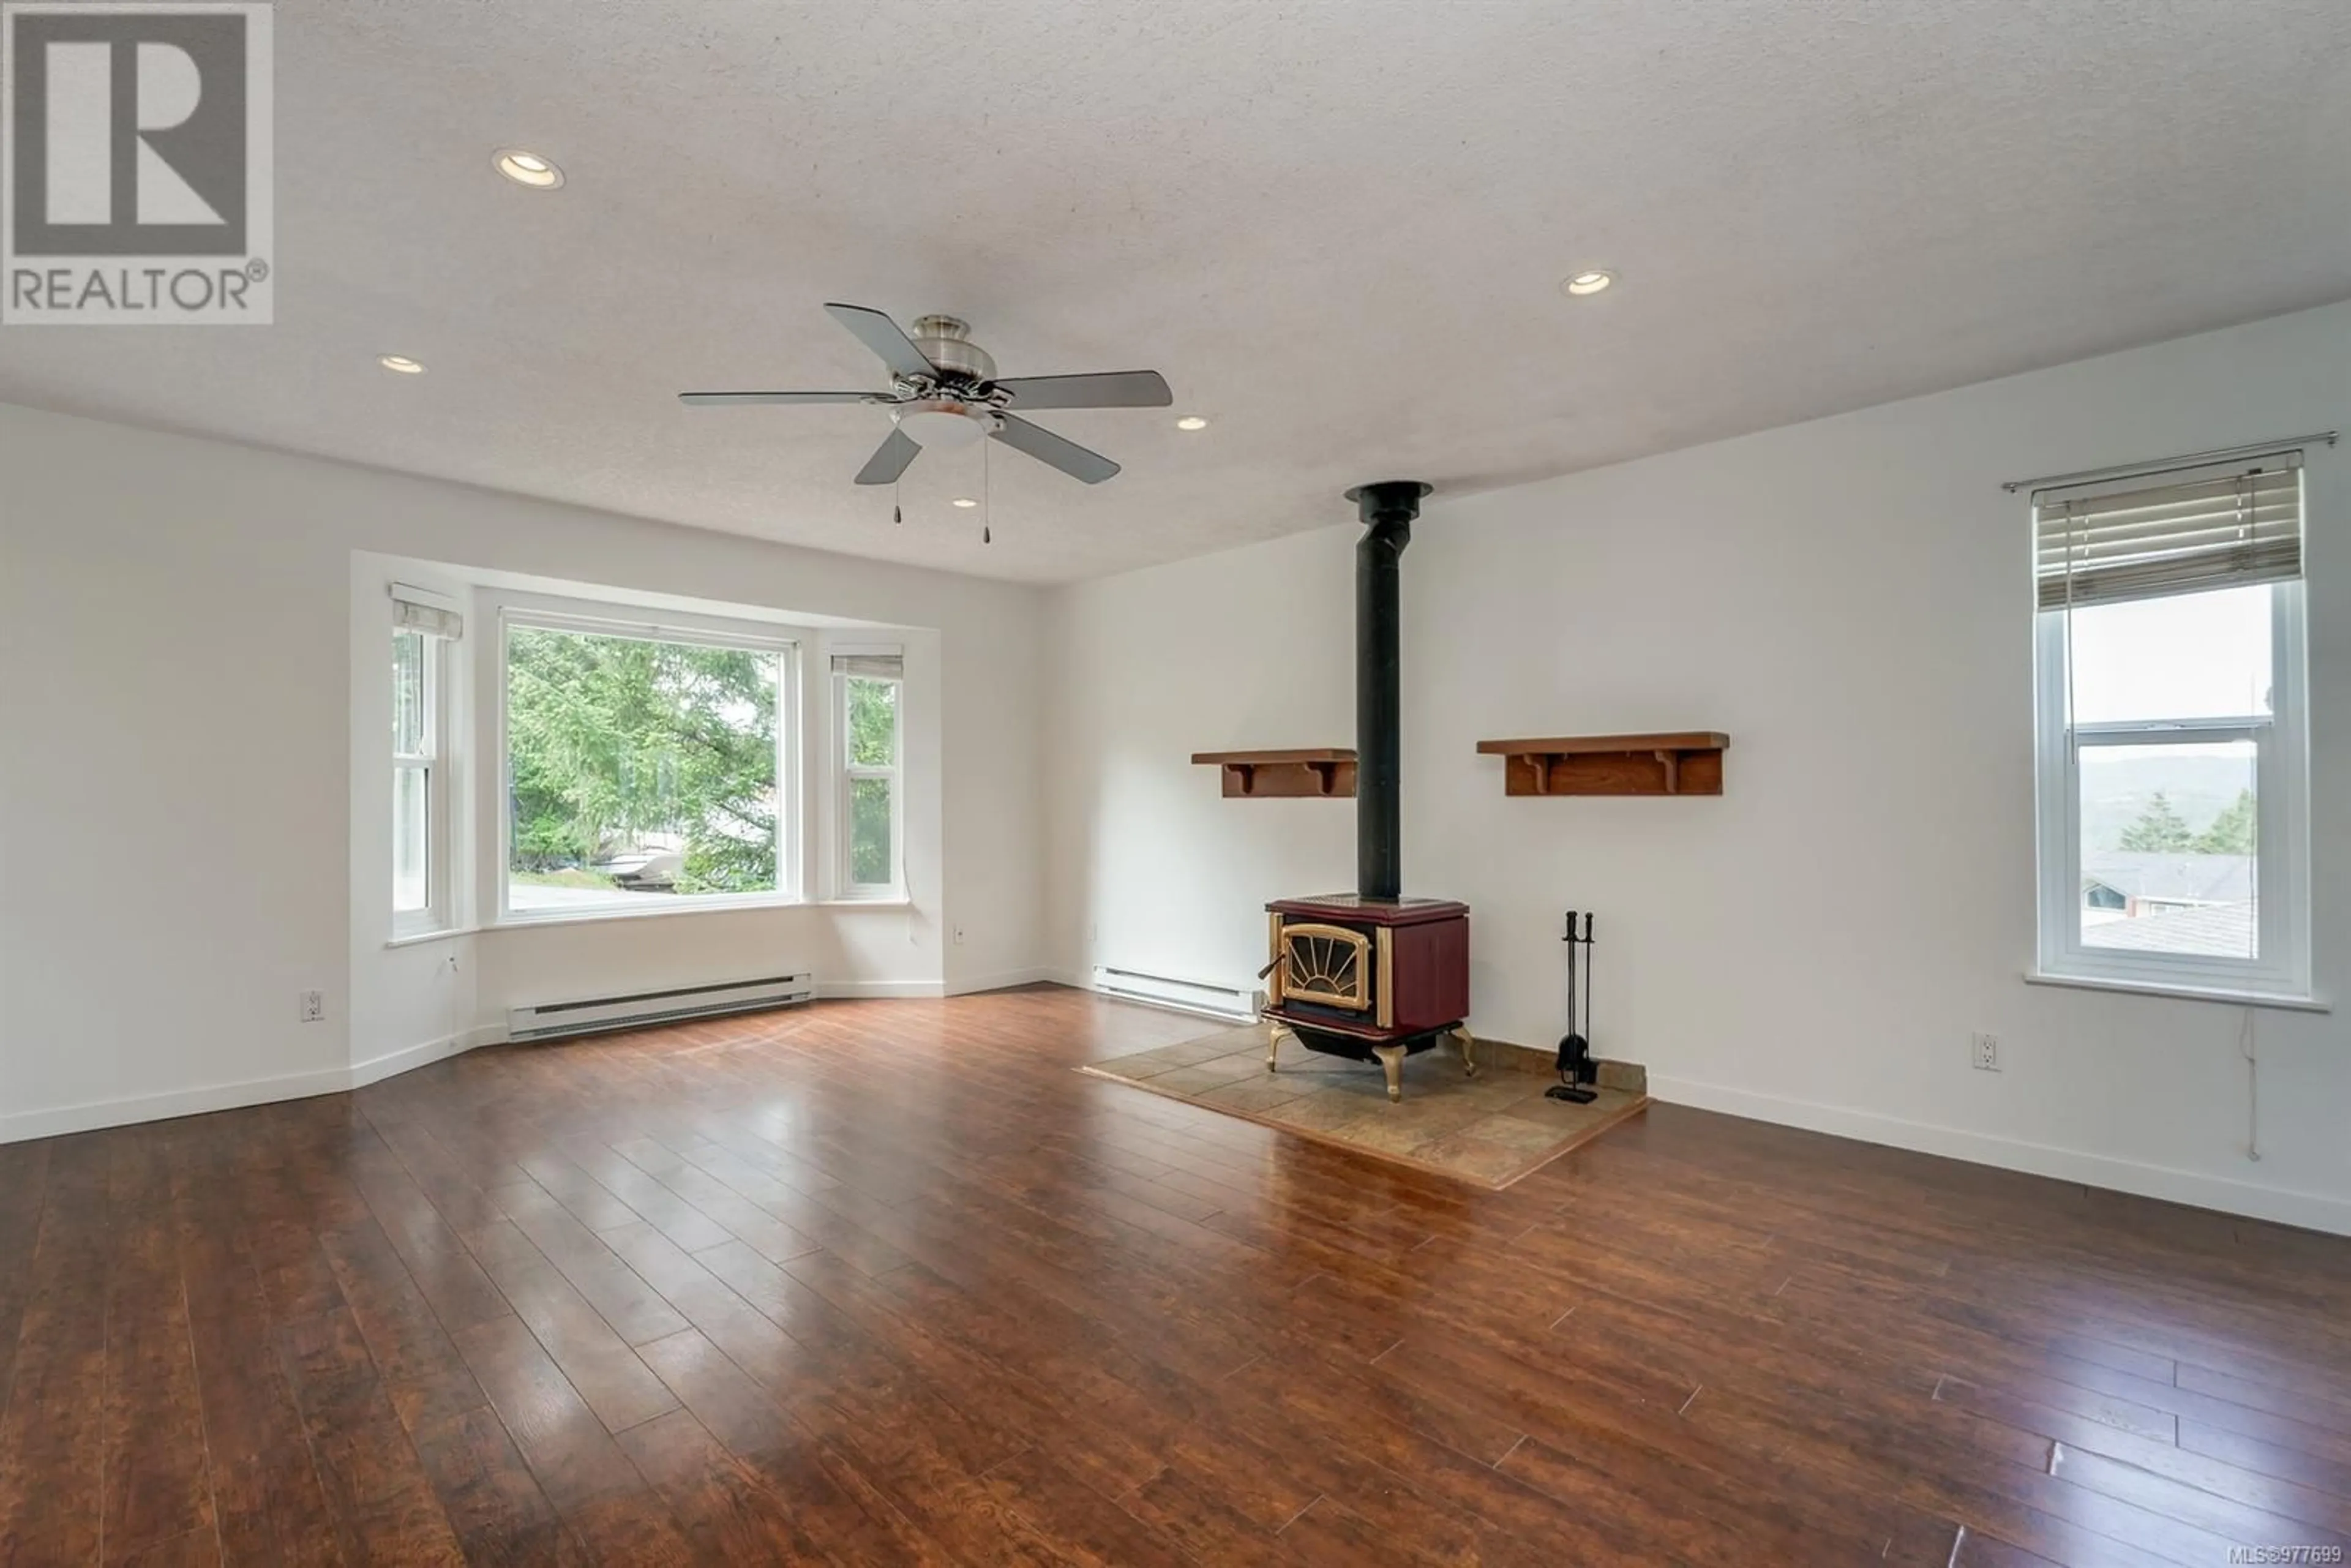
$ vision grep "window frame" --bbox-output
[391,626,452,938]
[2032,579,2312,1001]
[834,664,906,899]
[493,602,805,927]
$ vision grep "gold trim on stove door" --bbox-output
[1266,912,1285,1007]
[1376,927,1394,1029]
[1277,921,1373,1011]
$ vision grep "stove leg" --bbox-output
[1373,1042,1406,1103]
[1265,1023,1289,1073]
[1450,1025,1479,1079]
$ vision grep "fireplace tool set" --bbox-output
[1550,912,1600,1103]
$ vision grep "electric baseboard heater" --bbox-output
[508,972,814,1043]
[1092,966,1264,1023]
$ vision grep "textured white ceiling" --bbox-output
[6,0,2349,583]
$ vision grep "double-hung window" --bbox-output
[500,609,798,918]
[2031,451,2312,1000]
[391,588,462,935]
[834,651,904,897]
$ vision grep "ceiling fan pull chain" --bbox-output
[981,438,992,544]
[893,476,901,525]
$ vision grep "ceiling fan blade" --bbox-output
[823,303,936,381]
[854,427,922,486]
[678,391,890,406]
[989,370,1172,410]
[991,413,1120,484]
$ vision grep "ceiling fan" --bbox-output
[680,303,1171,486]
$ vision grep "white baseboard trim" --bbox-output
[815,979,945,999]
[812,970,1057,1000]
[943,967,1057,997]
[2,1025,509,1146]
[2,1062,356,1144]
[350,1024,506,1088]
[1648,1074,2351,1239]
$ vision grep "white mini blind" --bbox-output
[391,583,465,640]
[2034,454,2302,612]
[831,651,902,679]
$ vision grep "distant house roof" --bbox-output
[2083,899,2256,957]
[2082,852,2254,904]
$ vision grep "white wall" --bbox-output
[0,403,1048,1140]
[7,299,2345,1231]
[1049,301,2351,1234]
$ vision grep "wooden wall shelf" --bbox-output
[1476,732,1729,797]
[1192,748,1357,798]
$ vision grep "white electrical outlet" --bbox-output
[1972,1032,2000,1071]
[299,989,326,1023]
[953,926,966,946]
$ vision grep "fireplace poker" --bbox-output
[1582,913,1597,1084]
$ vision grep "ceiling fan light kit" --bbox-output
[680,304,1172,501]
[894,399,992,451]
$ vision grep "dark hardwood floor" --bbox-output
[4,985,2349,1565]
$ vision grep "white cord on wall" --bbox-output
[2240,1005,2261,1163]
[448,950,465,1053]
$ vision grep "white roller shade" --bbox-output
[831,651,902,679]
[391,583,464,640]
[2034,455,2303,612]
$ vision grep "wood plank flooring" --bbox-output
[4,984,2349,1565]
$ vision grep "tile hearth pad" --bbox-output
[1081,1025,1646,1188]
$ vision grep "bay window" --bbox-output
[391,587,461,936]
[500,610,798,919]
[834,651,904,897]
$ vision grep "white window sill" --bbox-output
[2024,969,2329,1013]
[492,893,806,931]
[400,896,906,939]
[386,924,479,949]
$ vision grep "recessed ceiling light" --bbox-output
[1175,415,1209,431]
[951,497,979,509]
[493,148,564,189]
[378,354,426,374]
[1562,269,1614,297]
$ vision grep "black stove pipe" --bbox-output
[1344,481,1431,903]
